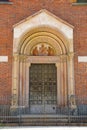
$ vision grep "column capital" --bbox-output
[13,54,19,62]
[67,52,74,61]
[60,55,67,62]
[19,55,28,62]
[13,54,29,62]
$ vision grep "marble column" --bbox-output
[56,62,61,107]
[11,54,19,108]
[25,62,31,107]
[60,55,67,106]
[63,61,67,106]
[67,52,75,97]
[22,60,26,106]
[19,60,23,106]
[67,52,77,111]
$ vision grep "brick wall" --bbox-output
[0,0,87,100]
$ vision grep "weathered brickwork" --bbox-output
[0,0,87,101]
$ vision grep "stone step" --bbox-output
[0,115,68,126]
[21,119,68,126]
[0,116,87,126]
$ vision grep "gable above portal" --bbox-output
[13,9,74,39]
[13,9,74,54]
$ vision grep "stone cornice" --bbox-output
[72,3,87,5]
[70,0,87,5]
[0,1,13,4]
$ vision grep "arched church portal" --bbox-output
[12,10,75,114]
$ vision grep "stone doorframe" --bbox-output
[11,9,75,109]
[12,54,74,109]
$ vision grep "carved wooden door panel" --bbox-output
[29,64,57,114]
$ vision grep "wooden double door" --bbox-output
[29,64,57,114]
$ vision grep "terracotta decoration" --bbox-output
[32,44,55,56]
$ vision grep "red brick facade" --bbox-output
[0,0,87,100]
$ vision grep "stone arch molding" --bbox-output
[12,9,75,110]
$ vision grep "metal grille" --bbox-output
[29,64,57,114]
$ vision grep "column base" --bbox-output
[10,106,29,116]
[69,95,78,115]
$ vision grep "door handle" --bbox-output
[53,107,55,110]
